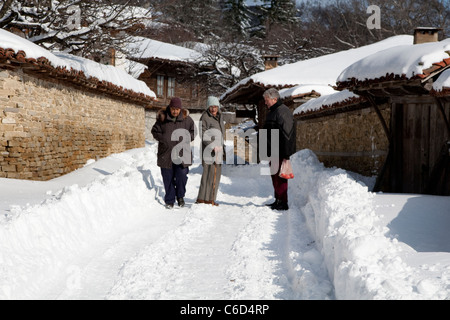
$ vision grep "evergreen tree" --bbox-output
[262,0,298,26]
[153,0,222,41]
[221,0,252,37]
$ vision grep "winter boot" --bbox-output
[266,199,279,207]
[177,198,185,208]
[165,203,174,209]
[271,200,289,211]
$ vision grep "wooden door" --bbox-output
[391,99,450,194]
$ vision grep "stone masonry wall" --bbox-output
[0,69,145,181]
[296,105,391,177]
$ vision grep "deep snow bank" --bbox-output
[1,145,448,300]
[0,148,157,299]
[289,150,444,300]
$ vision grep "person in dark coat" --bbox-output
[151,97,196,209]
[261,88,296,211]
[196,96,225,206]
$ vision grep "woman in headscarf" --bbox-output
[196,96,225,206]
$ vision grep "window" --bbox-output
[168,77,175,97]
[192,83,198,99]
[157,75,164,97]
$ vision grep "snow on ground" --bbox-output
[0,142,449,300]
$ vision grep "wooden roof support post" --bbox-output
[423,97,450,195]
[434,97,450,137]
[365,94,393,192]
[366,94,391,143]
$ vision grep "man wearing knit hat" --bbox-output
[151,97,196,209]
[196,96,225,206]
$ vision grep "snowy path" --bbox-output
[2,143,449,300]
[104,163,333,300]
[84,164,332,300]
[106,202,332,300]
[50,211,185,300]
[0,144,333,300]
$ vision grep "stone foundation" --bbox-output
[0,69,145,180]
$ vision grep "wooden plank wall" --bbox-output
[391,97,449,194]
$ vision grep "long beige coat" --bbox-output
[197,109,225,203]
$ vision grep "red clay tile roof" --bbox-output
[294,94,368,119]
[337,56,450,91]
[220,78,295,105]
[0,47,155,106]
[431,88,450,97]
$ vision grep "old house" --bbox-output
[0,29,155,181]
[126,37,212,139]
[220,35,413,171]
[335,32,450,195]
[220,35,413,127]
[292,28,449,195]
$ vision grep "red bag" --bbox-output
[279,159,294,179]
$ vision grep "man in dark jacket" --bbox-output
[151,97,196,209]
[262,88,296,211]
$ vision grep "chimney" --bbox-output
[108,48,116,66]
[414,27,441,44]
[263,55,279,70]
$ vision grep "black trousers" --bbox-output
[161,164,189,205]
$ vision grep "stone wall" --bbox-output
[296,104,391,177]
[0,69,146,180]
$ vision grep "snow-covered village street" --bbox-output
[1,0,450,304]
[1,142,449,300]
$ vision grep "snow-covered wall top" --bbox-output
[0,29,156,100]
[279,84,337,101]
[293,90,363,116]
[128,36,202,63]
[432,68,450,95]
[221,35,413,101]
[337,38,450,85]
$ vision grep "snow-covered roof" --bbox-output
[0,29,155,102]
[127,36,202,64]
[124,60,149,79]
[293,90,366,117]
[295,38,450,118]
[337,38,450,88]
[432,68,450,96]
[279,85,337,101]
[221,35,413,103]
